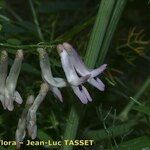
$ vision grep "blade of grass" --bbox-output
[97,0,127,65]
[117,136,150,150]
[29,0,44,41]
[119,77,150,121]
[85,0,116,67]
[83,121,136,141]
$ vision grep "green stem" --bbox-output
[29,0,44,41]
[0,43,55,49]
[119,77,150,121]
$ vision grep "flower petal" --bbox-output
[53,77,67,87]
[90,64,107,78]
[57,44,90,86]
[63,43,107,78]
[0,94,6,109]
[72,86,88,104]
[88,78,105,91]
[14,91,23,104]
[38,48,67,88]
[0,50,8,108]
[69,74,90,86]
[82,86,92,102]
[63,42,89,76]
[50,86,63,102]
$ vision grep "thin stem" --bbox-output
[97,0,127,65]
[119,77,150,121]
[0,43,55,49]
[29,0,44,41]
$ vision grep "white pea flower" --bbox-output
[37,48,67,102]
[63,42,107,91]
[4,50,23,111]
[0,50,8,108]
[15,95,34,149]
[57,44,92,104]
[27,83,49,139]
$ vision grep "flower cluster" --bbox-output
[15,42,107,148]
[0,50,23,111]
[37,43,107,104]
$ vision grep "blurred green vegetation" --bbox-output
[0,0,149,150]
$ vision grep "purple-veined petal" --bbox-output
[69,74,91,86]
[71,86,88,104]
[88,78,105,91]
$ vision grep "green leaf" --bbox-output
[85,0,116,67]
[7,38,22,45]
[97,0,127,65]
[133,105,150,116]
[84,121,136,141]
[117,136,150,150]
[38,130,53,141]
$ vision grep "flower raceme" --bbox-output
[37,48,67,102]
[0,44,106,108]
[0,50,23,111]
[57,43,107,104]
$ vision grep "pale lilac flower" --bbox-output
[4,50,23,111]
[57,44,92,104]
[27,83,49,139]
[15,95,34,149]
[63,42,107,91]
[37,48,66,102]
[0,50,8,108]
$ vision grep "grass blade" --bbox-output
[84,121,136,141]
[119,77,150,121]
[29,0,44,41]
[97,0,127,65]
[85,0,116,67]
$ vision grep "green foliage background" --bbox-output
[0,0,149,150]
